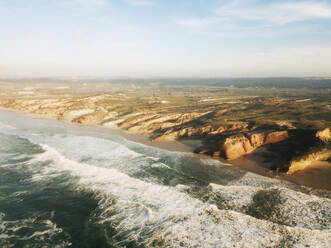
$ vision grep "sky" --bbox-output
[1,0,331,77]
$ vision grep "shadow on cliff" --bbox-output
[265,129,325,171]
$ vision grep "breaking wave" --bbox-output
[25,143,331,247]
[0,111,330,247]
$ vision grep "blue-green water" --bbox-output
[0,111,330,247]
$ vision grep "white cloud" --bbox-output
[215,1,331,25]
[173,17,224,28]
[63,0,106,9]
[125,0,156,6]
[175,1,331,29]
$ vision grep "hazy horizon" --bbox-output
[1,0,331,77]
[2,76,331,80]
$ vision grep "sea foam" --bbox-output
[0,121,17,130]
[26,143,331,247]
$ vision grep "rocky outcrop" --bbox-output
[215,131,289,160]
[123,112,211,134]
[287,149,331,174]
[264,131,289,144]
[249,133,266,147]
[221,135,255,160]
[1,93,328,175]
[316,128,331,143]
[274,120,295,129]
[153,126,214,141]
[153,121,249,142]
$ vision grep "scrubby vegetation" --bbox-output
[0,77,330,173]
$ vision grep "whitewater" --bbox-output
[0,110,330,248]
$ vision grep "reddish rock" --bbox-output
[264,131,289,144]
[249,133,266,147]
[219,131,289,160]
[222,136,254,160]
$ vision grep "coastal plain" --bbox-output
[0,78,330,189]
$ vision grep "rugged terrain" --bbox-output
[0,79,330,175]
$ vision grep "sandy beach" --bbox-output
[1,108,330,190]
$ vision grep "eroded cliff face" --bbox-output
[286,128,331,174]
[152,121,249,142]
[221,135,255,160]
[121,112,211,136]
[0,98,297,162]
[204,131,289,160]
[288,149,331,174]
[1,95,330,174]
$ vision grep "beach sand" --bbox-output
[1,108,330,190]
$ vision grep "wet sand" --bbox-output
[285,161,331,190]
[231,148,331,190]
[102,128,194,153]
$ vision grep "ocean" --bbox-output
[0,110,330,248]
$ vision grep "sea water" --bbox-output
[0,111,330,248]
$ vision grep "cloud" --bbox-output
[173,17,224,28]
[215,1,331,25]
[63,0,106,9]
[175,1,331,29]
[125,0,156,6]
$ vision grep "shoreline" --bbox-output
[0,107,195,154]
[0,108,330,190]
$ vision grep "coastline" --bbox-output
[0,108,330,190]
[0,107,194,153]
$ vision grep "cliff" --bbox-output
[0,90,330,175]
[200,131,289,160]
[288,149,331,174]
[286,128,331,174]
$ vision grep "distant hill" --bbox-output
[2,77,331,89]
